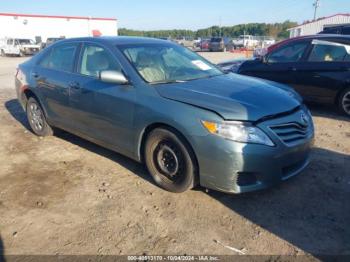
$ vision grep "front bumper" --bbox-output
[193,108,314,194]
[22,48,39,55]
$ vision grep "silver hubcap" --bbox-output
[156,144,179,177]
[29,103,44,131]
[342,91,350,115]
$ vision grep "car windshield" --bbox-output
[211,38,222,42]
[17,39,34,45]
[120,43,223,84]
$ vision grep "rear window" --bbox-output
[308,40,350,62]
[39,43,78,72]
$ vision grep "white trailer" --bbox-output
[0,12,118,43]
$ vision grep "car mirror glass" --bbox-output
[100,70,129,85]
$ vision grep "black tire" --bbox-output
[144,128,198,193]
[26,97,53,136]
[0,50,5,57]
[338,88,350,117]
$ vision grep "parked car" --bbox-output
[232,35,259,49]
[319,24,350,35]
[16,37,314,194]
[209,37,225,52]
[0,37,40,57]
[199,38,210,51]
[236,35,350,116]
[41,37,65,49]
[174,37,194,48]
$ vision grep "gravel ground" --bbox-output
[0,54,349,259]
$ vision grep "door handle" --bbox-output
[69,81,80,89]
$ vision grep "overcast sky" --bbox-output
[1,0,349,30]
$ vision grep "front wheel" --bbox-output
[26,97,53,136]
[144,128,198,193]
[338,88,350,117]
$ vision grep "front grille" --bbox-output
[270,122,311,145]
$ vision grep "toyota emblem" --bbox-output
[301,112,308,126]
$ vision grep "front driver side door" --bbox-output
[69,43,136,156]
[241,41,310,88]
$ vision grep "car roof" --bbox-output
[59,36,174,45]
[267,34,350,53]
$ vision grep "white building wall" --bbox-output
[289,14,350,38]
[0,14,118,42]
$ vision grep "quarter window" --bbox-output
[308,40,350,62]
[39,43,78,72]
[79,44,121,78]
[268,42,308,63]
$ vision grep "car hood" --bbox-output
[155,73,301,121]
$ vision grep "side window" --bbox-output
[308,40,350,62]
[268,42,308,63]
[38,50,52,68]
[79,44,121,78]
[7,39,13,45]
[39,43,78,72]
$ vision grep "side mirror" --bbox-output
[100,70,129,85]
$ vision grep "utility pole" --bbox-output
[313,0,320,21]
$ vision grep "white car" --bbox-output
[232,35,259,49]
[0,38,40,57]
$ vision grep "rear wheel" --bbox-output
[144,128,198,193]
[338,88,350,117]
[0,50,5,57]
[26,97,53,136]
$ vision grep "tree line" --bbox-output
[118,21,297,40]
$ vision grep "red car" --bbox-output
[200,39,210,51]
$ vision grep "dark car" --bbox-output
[209,37,226,52]
[236,35,350,116]
[41,37,65,49]
[15,37,314,194]
[319,24,350,35]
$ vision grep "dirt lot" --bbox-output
[0,53,349,259]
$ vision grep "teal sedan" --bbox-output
[15,37,314,193]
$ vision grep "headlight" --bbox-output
[202,120,274,146]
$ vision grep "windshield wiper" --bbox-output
[150,80,188,85]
